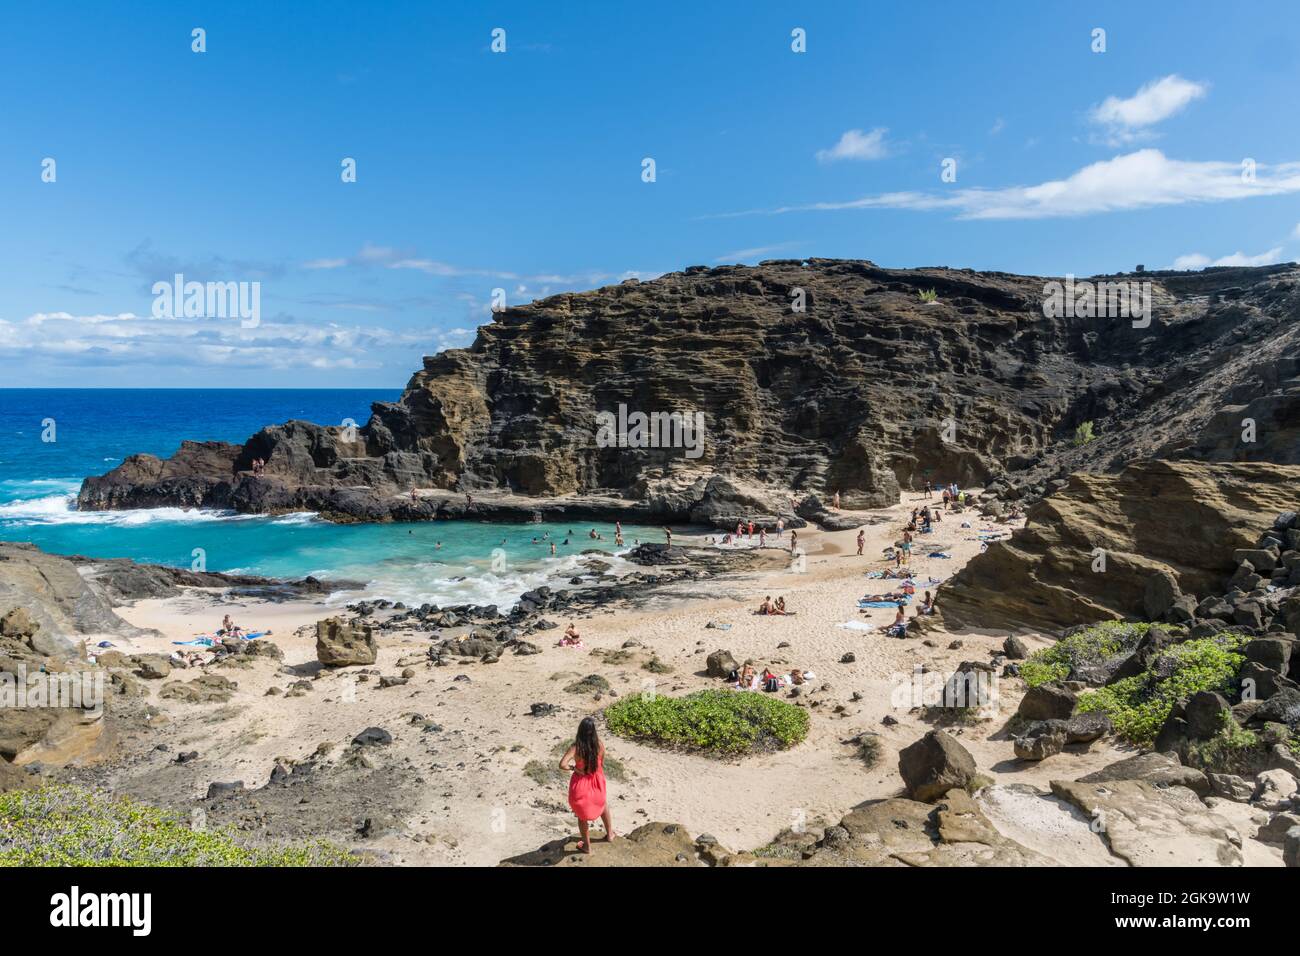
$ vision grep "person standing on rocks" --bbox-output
[560,717,616,853]
[832,490,841,509]
[664,527,673,547]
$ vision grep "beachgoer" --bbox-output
[560,717,616,853]
[759,528,767,548]
[550,542,557,556]
[758,596,773,615]
[790,529,798,553]
[774,596,787,614]
[832,490,840,510]
[664,527,672,546]
[856,529,865,556]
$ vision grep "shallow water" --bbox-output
[0,389,664,607]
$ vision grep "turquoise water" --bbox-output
[0,390,661,607]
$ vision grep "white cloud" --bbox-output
[1292,222,1300,239]
[0,311,440,371]
[1172,247,1287,270]
[815,128,890,163]
[1089,75,1207,143]
[707,149,1300,221]
[714,242,802,262]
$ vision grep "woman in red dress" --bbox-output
[559,717,617,853]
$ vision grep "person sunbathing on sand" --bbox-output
[916,591,937,615]
[773,596,788,614]
[758,596,774,615]
[557,622,583,647]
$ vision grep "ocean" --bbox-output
[0,389,657,608]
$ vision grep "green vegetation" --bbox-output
[1187,713,1267,776]
[918,288,938,303]
[1072,420,1097,446]
[1075,632,1248,745]
[605,689,810,756]
[0,785,356,867]
[1020,621,1152,687]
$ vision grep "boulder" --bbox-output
[1253,769,1298,812]
[1183,691,1232,740]
[315,617,378,667]
[1143,569,1181,622]
[898,730,979,802]
[1286,827,1300,867]
[1014,722,1066,761]
[1002,635,1029,660]
[705,649,738,679]
[1016,682,1076,721]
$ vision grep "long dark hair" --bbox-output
[575,717,600,773]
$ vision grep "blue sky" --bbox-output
[2,0,1298,387]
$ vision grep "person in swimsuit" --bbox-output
[560,717,616,853]
[856,529,865,555]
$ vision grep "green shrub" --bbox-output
[1075,632,1248,745]
[0,785,357,867]
[1020,621,1152,688]
[1072,421,1097,446]
[1187,714,1267,775]
[918,288,938,303]
[605,689,809,756]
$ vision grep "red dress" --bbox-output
[568,752,607,821]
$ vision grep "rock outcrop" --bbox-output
[941,460,1300,632]
[76,260,1300,525]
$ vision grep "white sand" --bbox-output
[107,495,1138,865]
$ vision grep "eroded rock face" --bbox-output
[941,460,1300,633]
[76,261,1300,523]
[0,542,143,646]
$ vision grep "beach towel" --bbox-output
[836,620,874,631]
[172,637,217,647]
[928,551,952,559]
[858,599,908,609]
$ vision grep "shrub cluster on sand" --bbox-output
[605,689,810,756]
[1075,632,1249,746]
[0,785,357,867]
[1019,621,1151,687]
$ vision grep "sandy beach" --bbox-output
[85,493,1194,867]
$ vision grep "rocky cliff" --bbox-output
[78,259,1300,523]
[941,461,1300,632]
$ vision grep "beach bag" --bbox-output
[764,676,782,692]
[727,668,739,682]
